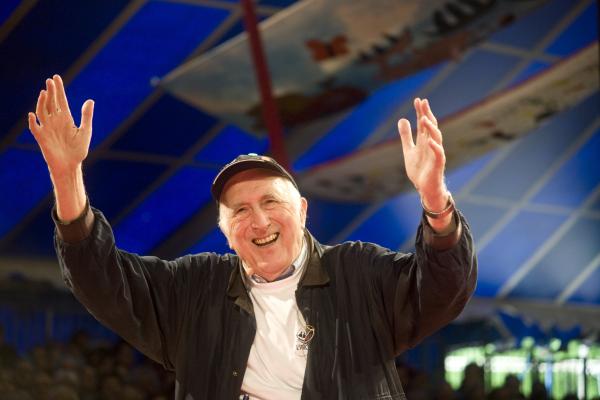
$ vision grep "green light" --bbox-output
[521,336,535,349]
[567,340,580,357]
[550,338,561,352]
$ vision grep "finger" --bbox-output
[397,118,415,158]
[416,116,429,147]
[423,117,443,145]
[428,138,446,169]
[79,99,94,134]
[423,99,438,126]
[28,112,42,139]
[53,75,71,114]
[414,98,423,126]
[414,98,429,145]
[45,78,58,114]
[36,90,48,124]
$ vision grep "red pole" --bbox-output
[240,0,290,170]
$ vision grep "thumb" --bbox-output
[397,119,414,148]
[28,112,42,139]
[79,100,94,133]
[397,118,414,162]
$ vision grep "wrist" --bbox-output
[421,192,454,219]
[420,187,451,212]
[49,164,87,222]
[421,192,456,234]
[48,163,82,183]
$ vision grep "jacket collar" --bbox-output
[226,258,253,314]
[298,229,329,287]
[226,229,329,314]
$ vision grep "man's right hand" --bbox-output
[28,75,94,222]
[28,75,94,177]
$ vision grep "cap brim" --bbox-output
[211,159,296,201]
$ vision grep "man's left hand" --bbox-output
[398,98,453,232]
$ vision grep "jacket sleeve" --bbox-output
[368,210,477,355]
[54,205,191,370]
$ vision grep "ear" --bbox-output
[217,209,233,248]
[220,226,234,250]
[300,197,308,228]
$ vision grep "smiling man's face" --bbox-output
[219,169,307,281]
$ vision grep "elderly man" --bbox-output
[29,75,476,399]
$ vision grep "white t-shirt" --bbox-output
[241,240,310,400]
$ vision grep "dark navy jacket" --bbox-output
[54,206,477,399]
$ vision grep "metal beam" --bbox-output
[0,0,147,154]
[488,0,592,94]
[0,0,39,46]
[152,201,219,259]
[556,252,600,304]
[154,0,283,16]
[0,6,241,250]
[0,256,64,289]
[476,118,599,254]
[498,184,600,298]
[240,0,289,168]
[110,122,225,227]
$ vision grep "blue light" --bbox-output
[194,125,268,166]
[114,166,215,254]
[0,149,51,239]
[546,1,598,56]
[17,1,231,149]
[185,228,230,256]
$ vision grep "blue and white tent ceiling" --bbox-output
[0,0,598,331]
[160,0,551,136]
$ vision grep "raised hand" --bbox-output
[398,98,451,227]
[28,75,94,177]
[28,75,93,222]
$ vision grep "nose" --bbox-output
[251,208,270,230]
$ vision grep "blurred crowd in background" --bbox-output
[397,361,596,400]
[1,321,597,400]
[0,325,174,400]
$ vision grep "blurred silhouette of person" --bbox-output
[459,362,485,400]
[502,374,525,400]
[529,380,548,400]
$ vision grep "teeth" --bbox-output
[253,233,278,245]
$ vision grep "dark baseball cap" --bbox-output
[211,153,298,201]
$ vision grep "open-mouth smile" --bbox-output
[252,233,279,247]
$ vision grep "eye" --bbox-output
[234,206,249,216]
[264,198,279,208]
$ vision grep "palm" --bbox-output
[398,98,447,209]
[28,75,93,176]
[404,133,440,193]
